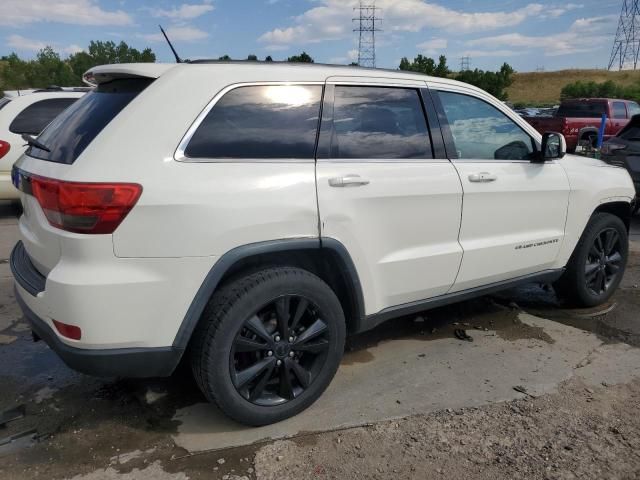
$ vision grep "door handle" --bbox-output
[328,175,370,187]
[468,172,497,183]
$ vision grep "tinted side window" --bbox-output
[438,91,534,161]
[628,102,640,117]
[0,98,11,111]
[329,86,432,159]
[9,98,78,135]
[185,85,322,159]
[613,101,627,119]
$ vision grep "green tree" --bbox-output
[399,54,449,77]
[454,63,515,100]
[247,54,258,61]
[287,51,314,63]
[265,55,273,62]
[218,54,232,61]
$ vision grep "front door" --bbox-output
[316,81,464,315]
[431,86,570,292]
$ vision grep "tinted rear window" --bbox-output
[9,98,77,135]
[557,102,606,118]
[27,78,152,164]
[184,85,322,159]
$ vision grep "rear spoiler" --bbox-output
[83,63,177,87]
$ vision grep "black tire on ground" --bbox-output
[190,267,346,426]
[554,213,628,307]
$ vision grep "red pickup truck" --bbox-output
[524,98,640,152]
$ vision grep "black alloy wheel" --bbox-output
[231,295,330,406]
[584,228,623,296]
[190,267,345,426]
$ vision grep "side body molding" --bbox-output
[172,237,367,349]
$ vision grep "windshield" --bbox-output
[27,78,152,164]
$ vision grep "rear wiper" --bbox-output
[21,133,50,153]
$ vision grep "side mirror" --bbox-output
[538,132,566,161]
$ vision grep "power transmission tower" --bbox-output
[460,56,471,71]
[608,0,640,70]
[353,1,381,68]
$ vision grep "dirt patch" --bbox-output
[254,378,640,480]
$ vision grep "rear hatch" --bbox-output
[13,65,170,275]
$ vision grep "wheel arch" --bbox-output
[172,238,366,350]
[593,201,632,231]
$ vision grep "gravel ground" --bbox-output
[254,378,640,480]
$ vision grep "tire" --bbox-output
[190,267,346,426]
[554,213,628,307]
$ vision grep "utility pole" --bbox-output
[353,1,381,68]
[460,56,470,71]
[608,0,640,70]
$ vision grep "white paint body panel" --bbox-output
[450,160,570,291]
[317,161,463,314]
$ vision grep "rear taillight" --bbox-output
[27,175,142,234]
[0,140,10,159]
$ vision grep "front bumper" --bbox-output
[11,241,183,378]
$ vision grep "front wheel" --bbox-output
[190,267,346,426]
[555,213,628,307]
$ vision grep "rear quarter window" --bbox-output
[27,78,152,164]
[9,98,78,135]
[183,84,323,159]
[557,102,607,118]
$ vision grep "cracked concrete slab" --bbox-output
[172,312,636,453]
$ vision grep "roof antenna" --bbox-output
[159,25,182,63]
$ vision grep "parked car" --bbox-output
[601,114,640,210]
[524,98,640,152]
[10,63,635,426]
[0,87,89,201]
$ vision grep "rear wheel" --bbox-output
[555,213,628,307]
[190,267,345,426]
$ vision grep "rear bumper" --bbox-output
[14,288,183,378]
[10,241,184,377]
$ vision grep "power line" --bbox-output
[608,0,640,70]
[353,1,381,68]
[460,56,471,71]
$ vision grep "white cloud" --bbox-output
[147,2,214,21]
[259,0,555,47]
[417,38,448,54]
[0,0,132,26]
[139,26,209,43]
[7,34,84,55]
[464,15,616,57]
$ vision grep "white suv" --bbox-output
[0,88,88,200]
[10,63,634,426]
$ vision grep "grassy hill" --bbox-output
[506,69,640,106]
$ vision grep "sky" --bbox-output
[0,0,627,72]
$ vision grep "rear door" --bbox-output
[316,79,463,315]
[429,83,570,292]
